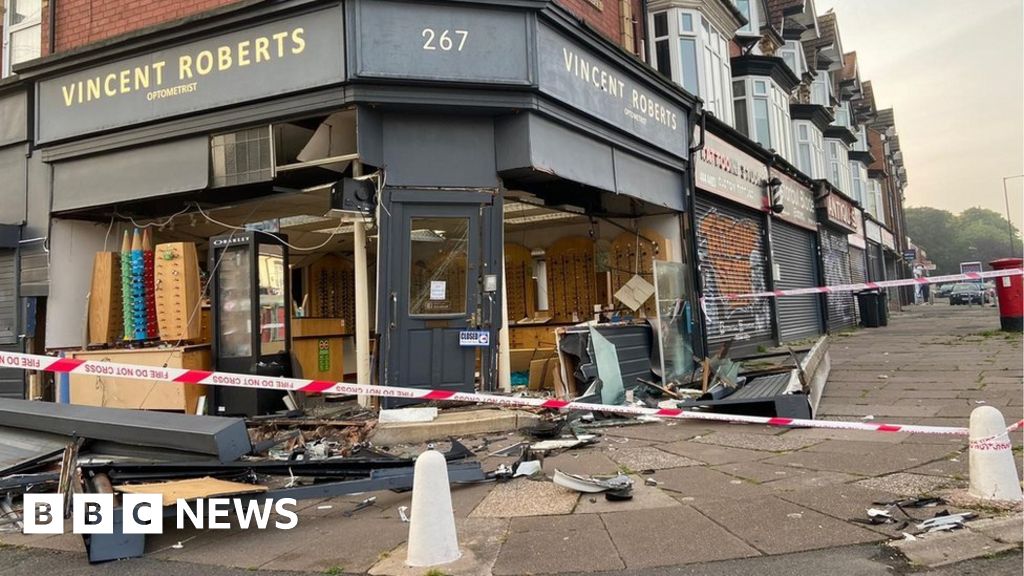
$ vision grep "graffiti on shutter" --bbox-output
[696,198,771,347]
[821,228,855,330]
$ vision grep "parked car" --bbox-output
[935,283,955,298]
[949,283,985,305]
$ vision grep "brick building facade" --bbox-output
[35,0,644,58]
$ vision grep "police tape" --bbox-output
[3,350,1022,437]
[707,268,1023,300]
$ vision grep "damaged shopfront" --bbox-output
[20,0,704,414]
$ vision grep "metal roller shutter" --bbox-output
[0,249,22,398]
[773,223,823,342]
[695,195,773,350]
[820,228,855,331]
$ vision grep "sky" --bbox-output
[814,0,1024,232]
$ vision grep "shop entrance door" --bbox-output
[377,189,501,407]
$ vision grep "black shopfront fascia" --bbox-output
[24,0,698,212]
[22,0,701,397]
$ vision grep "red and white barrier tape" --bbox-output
[3,351,1022,437]
[709,268,1022,301]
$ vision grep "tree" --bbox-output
[906,206,1022,274]
[905,207,957,273]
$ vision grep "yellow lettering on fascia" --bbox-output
[218,45,232,71]
[272,31,289,58]
[134,66,150,90]
[196,50,214,75]
[179,55,194,79]
[104,73,118,97]
[237,40,251,66]
[119,69,131,94]
[291,28,305,55]
[87,78,101,101]
[254,37,271,63]
[61,83,76,107]
[152,61,166,85]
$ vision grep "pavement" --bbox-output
[2,302,1022,575]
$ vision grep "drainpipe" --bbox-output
[687,110,707,360]
[640,0,650,63]
[48,0,57,54]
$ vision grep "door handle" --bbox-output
[389,292,397,330]
[483,293,494,327]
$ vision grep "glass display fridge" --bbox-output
[209,231,291,416]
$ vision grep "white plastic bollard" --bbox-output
[968,406,1023,502]
[406,448,461,567]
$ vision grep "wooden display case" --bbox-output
[291,318,347,383]
[68,345,210,413]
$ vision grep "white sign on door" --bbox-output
[429,281,447,300]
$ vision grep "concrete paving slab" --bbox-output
[774,484,905,535]
[510,513,606,533]
[761,469,862,492]
[260,517,408,573]
[763,443,959,477]
[654,466,768,502]
[540,448,620,477]
[573,476,681,514]
[967,514,1024,544]
[889,529,1015,568]
[368,517,509,576]
[598,422,710,443]
[904,455,970,479]
[800,439,908,454]
[470,479,578,518]
[712,461,816,483]
[693,431,823,452]
[606,446,703,471]
[492,527,624,575]
[855,473,957,496]
[657,439,773,464]
[817,404,942,418]
[691,495,883,555]
[781,428,910,444]
[601,506,760,568]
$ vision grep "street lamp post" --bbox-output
[1003,175,1024,256]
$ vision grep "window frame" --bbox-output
[2,0,43,77]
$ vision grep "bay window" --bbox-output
[734,0,758,35]
[826,139,851,194]
[733,76,793,160]
[810,72,830,107]
[778,41,805,77]
[794,121,825,179]
[648,9,733,125]
[2,0,41,77]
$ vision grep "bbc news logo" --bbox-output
[23,494,299,534]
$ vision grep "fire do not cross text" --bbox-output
[22,494,299,535]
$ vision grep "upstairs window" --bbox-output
[827,139,852,194]
[778,41,804,77]
[810,72,830,106]
[652,12,672,78]
[733,76,793,160]
[734,0,758,34]
[648,9,733,126]
[2,0,41,77]
[832,101,852,129]
[795,121,825,179]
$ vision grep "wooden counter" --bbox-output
[291,318,347,383]
[69,345,210,413]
